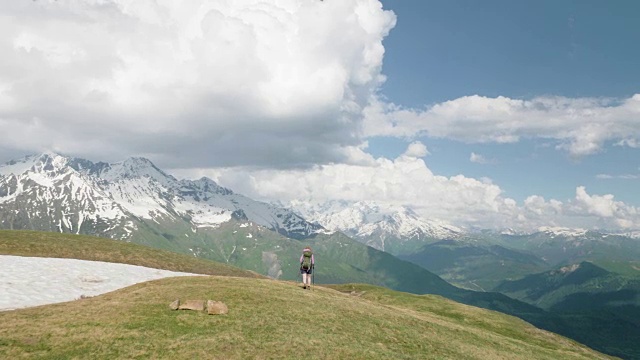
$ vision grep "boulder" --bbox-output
[207,300,228,315]
[169,299,180,310]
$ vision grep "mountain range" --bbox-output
[3,153,640,283]
[296,200,463,255]
[0,153,326,241]
[494,261,640,311]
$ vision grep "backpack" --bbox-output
[301,249,313,270]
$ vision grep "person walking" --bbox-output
[299,246,314,289]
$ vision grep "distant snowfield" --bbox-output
[0,255,201,312]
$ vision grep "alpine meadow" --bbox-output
[0,231,618,360]
[2,0,640,359]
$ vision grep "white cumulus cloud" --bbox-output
[403,141,429,158]
[522,188,640,230]
[470,152,488,164]
[364,94,640,158]
[0,0,396,168]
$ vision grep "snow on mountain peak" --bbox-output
[499,228,523,236]
[537,226,588,237]
[183,177,234,196]
[0,157,36,177]
[97,157,176,184]
[357,206,463,239]
[295,200,463,242]
[0,152,69,177]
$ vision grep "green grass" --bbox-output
[0,230,617,359]
[0,277,616,360]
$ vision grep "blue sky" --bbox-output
[1,0,639,232]
[380,0,640,104]
[372,0,640,205]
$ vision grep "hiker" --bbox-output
[299,246,314,289]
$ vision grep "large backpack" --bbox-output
[301,249,313,270]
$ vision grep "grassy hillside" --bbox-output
[0,276,615,359]
[0,230,262,278]
[1,229,633,358]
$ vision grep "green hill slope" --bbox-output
[0,276,615,360]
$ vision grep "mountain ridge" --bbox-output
[0,153,326,240]
[4,153,639,254]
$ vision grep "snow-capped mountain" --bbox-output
[536,226,589,238]
[293,200,463,254]
[0,153,134,238]
[0,153,325,240]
